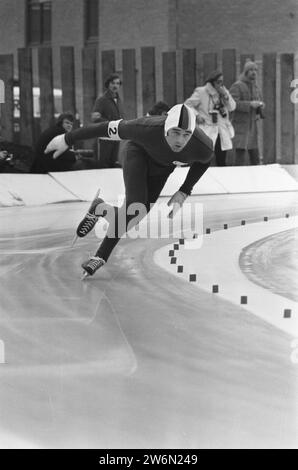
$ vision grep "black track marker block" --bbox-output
[177,265,183,273]
[241,296,247,304]
[284,309,291,318]
[170,257,177,264]
[189,274,197,282]
[212,285,219,293]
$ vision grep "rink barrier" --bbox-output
[283,164,298,183]
[0,173,78,206]
[0,164,298,207]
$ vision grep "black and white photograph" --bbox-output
[0,0,297,453]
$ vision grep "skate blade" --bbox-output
[81,271,90,280]
[94,187,101,199]
[71,235,78,247]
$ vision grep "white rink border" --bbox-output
[154,216,298,338]
[1,164,298,207]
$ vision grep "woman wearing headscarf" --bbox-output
[185,70,236,166]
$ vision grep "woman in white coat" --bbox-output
[185,70,236,166]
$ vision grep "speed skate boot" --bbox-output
[81,256,106,279]
[75,189,105,241]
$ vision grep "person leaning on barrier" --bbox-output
[31,112,86,173]
[185,70,236,166]
[229,60,265,166]
[45,104,214,277]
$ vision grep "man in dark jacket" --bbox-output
[31,112,84,173]
[91,73,125,168]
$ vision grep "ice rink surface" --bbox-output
[0,192,298,449]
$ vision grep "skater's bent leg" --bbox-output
[95,200,148,261]
[95,142,150,261]
[95,164,172,262]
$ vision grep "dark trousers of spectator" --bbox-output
[235,148,260,166]
[97,140,120,168]
[214,136,227,166]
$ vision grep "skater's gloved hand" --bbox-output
[45,134,69,159]
[167,190,188,219]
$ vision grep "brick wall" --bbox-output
[177,0,298,53]
[0,0,25,76]
[1,0,298,59]
[51,0,85,118]
[1,0,298,125]
[98,0,171,50]
[0,0,25,54]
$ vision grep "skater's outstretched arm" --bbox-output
[179,161,210,195]
[45,121,116,159]
[167,162,209,218]
[44,118,149,159]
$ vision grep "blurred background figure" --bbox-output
[91,73,125,168]
[229,59,265,166]
[185,70,235,166]
[0,137,34,173]
[147,101,170,116]
[0,149,12,172]
[31,112,86,173]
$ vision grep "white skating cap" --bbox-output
[164,103,196,136]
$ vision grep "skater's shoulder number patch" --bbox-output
[108,120,122,140]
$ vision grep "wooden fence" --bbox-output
[0,46,296,164]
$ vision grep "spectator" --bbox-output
[229,60,265,166]
[185,70,236,166]
[91,73,125,168]
[31,112,85,173]
[147,101,170,116]
[0,150,11,172]
[0,139,34,173]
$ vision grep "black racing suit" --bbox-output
[65,116,213,261]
